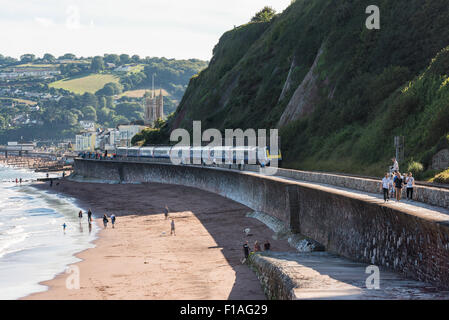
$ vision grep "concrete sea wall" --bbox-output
[74,159,449,289]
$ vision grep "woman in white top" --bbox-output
[380,173,391,202]
[406,172,415,200]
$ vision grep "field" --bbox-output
[0,97,37,105]
[49,74,120,94]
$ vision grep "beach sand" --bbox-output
[24,179,294,300]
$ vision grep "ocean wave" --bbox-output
[0,232,29,258]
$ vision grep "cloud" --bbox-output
[34,17,55,28]
[65,5,81,30]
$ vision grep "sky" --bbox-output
[0,0,292,61]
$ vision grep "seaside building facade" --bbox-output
[117,124,146,147]
[75,132,97,151]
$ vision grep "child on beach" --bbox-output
[103,214,109,228]
[111,214,116,228]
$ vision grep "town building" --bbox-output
[117,124,146,147]
[75,131,97,152]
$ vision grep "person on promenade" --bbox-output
[111,214,116,228]
[103,214,109,228]
[243,241,250,260]
[264,240,271,251]
[381,173,391,202]
[254,241,261,252]
[393,172,403,202]
[78,210,83,221]
[164,205,169,220]
[390,157,399,173]
[170,218,176,236]
[406,172,415,200]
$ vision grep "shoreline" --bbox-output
[22,179,295,300]
[20,181,102,300]
[21,217,103,300]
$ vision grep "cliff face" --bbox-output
[163,0,449,175]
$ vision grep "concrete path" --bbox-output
[249,170,449,222]
[255,252,449,300]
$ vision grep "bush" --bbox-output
[431,169,449,184]
[407,161,424,179]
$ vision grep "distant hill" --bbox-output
[0,54,208,143]
[152,0,449,179]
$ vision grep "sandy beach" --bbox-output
[24,179,294,300]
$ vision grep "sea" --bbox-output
[0,164,98,299]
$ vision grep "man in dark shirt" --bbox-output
[264,240,271,251]
[243,241,250,259]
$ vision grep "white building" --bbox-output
[117,125,146,147]
[79,120,96,132]
[75,132,97,152]
[96,128,118,151]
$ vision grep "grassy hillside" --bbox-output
[153,0,449,178]
[49,74,120,94]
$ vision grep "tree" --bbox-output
[119,54,131,65]
[20,54,36,63]
[60,53,76,60]
[81,106,97,121]
[95,82,122,96]
[90,56,105,73]
[251,6,276,23]
[82,92,98,108]
[104,54,120,66]
[131,55,140,63]
[0,115,6,129]
[43,53,56,63]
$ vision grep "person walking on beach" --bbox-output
[87,209,92,224]
[254,241,261,252]
[264,240,271,251]
[393,172,404,202]
[243,241,250,261]
[19,178,22,184]
[103,214,109,229]
[62,223,67,232]
[164,205,169,220]
[170,218,176,236]
[406,172,415,200]
[381,173,391,202]
[111,214,116,228]
[78,210,83,221]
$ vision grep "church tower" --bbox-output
[143,80,164,127]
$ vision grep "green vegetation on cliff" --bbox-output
[153,0,449,177]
